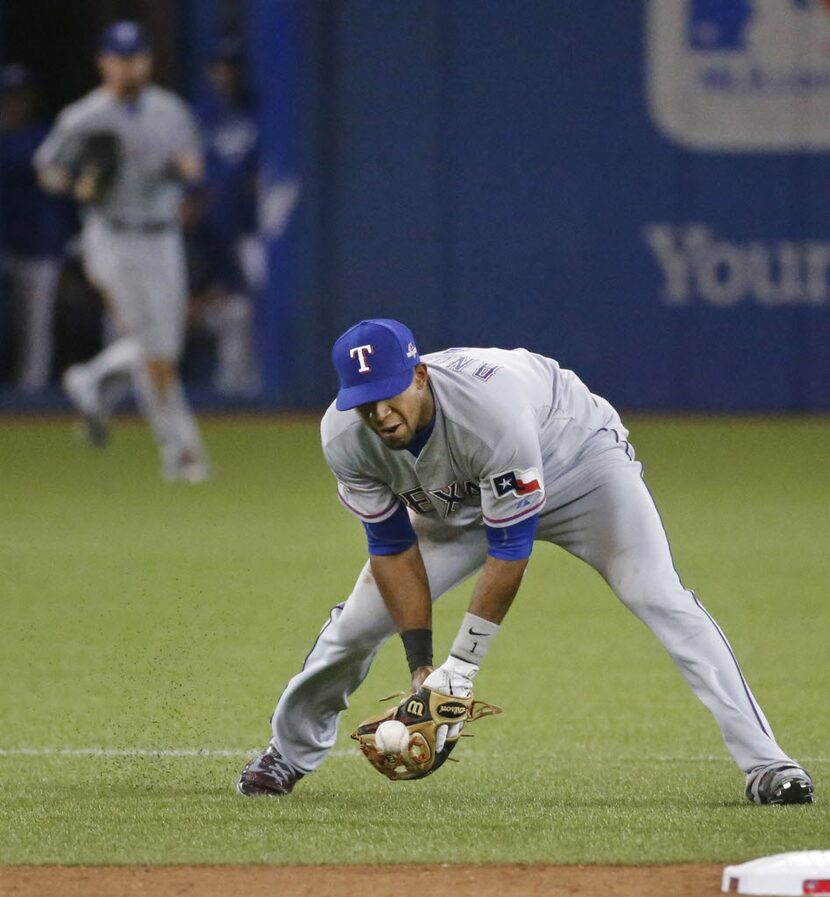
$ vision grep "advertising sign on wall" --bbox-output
[648,0,830,151]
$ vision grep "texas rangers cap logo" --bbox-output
[332,318,421,411]
[491,468,542,499]
[349,344,374,373]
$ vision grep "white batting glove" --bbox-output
[422,655,479,698]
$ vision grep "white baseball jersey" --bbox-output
[321,347,627,530]
[35,85,199,358]
[34,85,200,226]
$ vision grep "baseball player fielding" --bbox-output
[237,318,814,806]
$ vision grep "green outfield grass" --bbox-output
[1,414,828,865]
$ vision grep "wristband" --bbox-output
[449,612,500,665]
[401,628,433,673]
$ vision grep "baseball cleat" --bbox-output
[62,365,109,448]
[236,745,304,796]
[745,763,814,805]
[162,447,211,484]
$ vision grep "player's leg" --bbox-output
[138,355,209,482]
[62,334,140,448]
[114,229,208,481]
[76,334,142,401]
[538,452,809,792]
[63,222,138,445]
[247,519,488,788]
[203,291,260,396]
[14,256,60,393]
[79,228,143,399]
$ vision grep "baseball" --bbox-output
[374,719,409,754]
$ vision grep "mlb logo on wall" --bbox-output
[646,0,830,150]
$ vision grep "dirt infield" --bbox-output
[0,864,724,896]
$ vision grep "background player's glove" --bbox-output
[351,684,500,781]
[73,131,122,204]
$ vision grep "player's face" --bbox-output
[208,60,243,101]
[0,89,33,129]
[356,364,433,451]
[98,53,153,96]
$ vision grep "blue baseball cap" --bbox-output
[99,21,151,56]
[211,37,245,64]
[332,319,421,411]
[0,64,33,91]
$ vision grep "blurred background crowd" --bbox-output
[1,0,269,407]
[2,0,830,413]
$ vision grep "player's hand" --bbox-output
[170,150,203,184]
[73,169,99,203]
[410,665,433,692]
[37,166,73,195]
[422,656,479,698]
[423,658,479,751]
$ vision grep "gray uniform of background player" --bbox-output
[34,85,197,359]
[35,83,208,478]
[270,346,797,778]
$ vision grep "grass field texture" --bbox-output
[1,414,828,865]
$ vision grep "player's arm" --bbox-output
[423,419,545,695]
[416,514,538,694]
[323,428,433,687]
[169,99,204,185]
[33,108,82,196]
[370,544,433,689]
[364,503,434,690]
[459,555,527,626]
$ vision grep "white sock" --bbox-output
[131,362,178,450]
[131,365,207,464]
[165,378,207,461]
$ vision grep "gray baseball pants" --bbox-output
[82,216,187,360]
[271,443,795,776]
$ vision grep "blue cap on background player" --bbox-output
[0,63,33,92]
[99,21,151,56]
[333,319,420,411]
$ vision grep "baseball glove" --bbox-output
[73,131,122,204]
[351,685,501,781]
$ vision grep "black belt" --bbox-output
[107,219,175,233]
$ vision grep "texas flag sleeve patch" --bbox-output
[483,466,545,527]
[491,468,543,499]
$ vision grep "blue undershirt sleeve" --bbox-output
[364,502,417,556]
[485,514,539,561]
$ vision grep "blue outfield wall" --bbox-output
[261,0,830,410]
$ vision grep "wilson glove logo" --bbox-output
[436,701,468,719]
[405,699,426,717]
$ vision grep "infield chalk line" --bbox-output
[0,747,354,759]
[0,748,258,758]
[0,747,828,763]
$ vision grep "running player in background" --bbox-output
[238,318,814,807]
[34,21,209,483]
